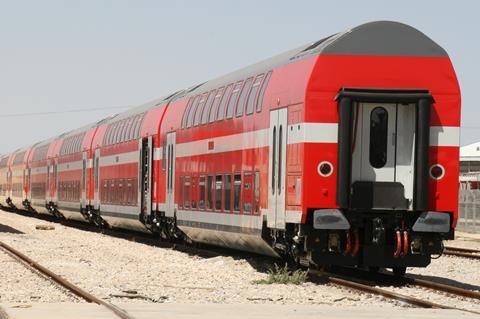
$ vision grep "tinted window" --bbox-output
[198,175,205,209]
[224,174,232,211]
[217,84,233,121]
[183,176,190,208]
[187,96,200,128]
[194,93,207,126]
[369,107,388,168]
[207,175,213,210]
[233,173,241,212]
[182,98,194,129]
[226,81,243,119]
[209,87,224,123]
[246,74,264,115]
[236,78,253,117]
[201,90,215,125]
[134,114,143,139]
[215,175,222,210]
[256,71,272,112]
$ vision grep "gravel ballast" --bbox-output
[1,210,480,309]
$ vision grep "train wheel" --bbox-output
[392,266,406,277]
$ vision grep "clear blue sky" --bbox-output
[0,0,477,154]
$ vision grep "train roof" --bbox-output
[184,21,447,97]
[65,20,448,127]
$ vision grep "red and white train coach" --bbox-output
[1,21,461,275]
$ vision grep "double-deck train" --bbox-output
[0,21,461,275]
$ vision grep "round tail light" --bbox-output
[318,161,333,177]
[429,164,445,180]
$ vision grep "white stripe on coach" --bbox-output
[177,209,263,229]
[287,123,338,145]
[176,129,269,158]
[57,160,83,172]
[153,147,163,161]
[99,151,138,167]
[429,126,459,147]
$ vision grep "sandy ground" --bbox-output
[1,209,480,311]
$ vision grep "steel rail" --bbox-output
[408,277,480,300]
[0,240,134,319]
[444,246,480,254]
[309,269,480,315]
[444,249,480,260]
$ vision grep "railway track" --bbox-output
[444,246,480,260]
[308,268,480,315]
[0,240,134,319]
[2,207,480,314]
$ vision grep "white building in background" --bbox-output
[460,142,480,188]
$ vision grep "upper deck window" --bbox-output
[256,71,272,112]
[201,90,216,125]
[194,93,208,126]
[217,84,233,121]
[187,95,200,128]
[246,74,264,115]
[181,98,194,129]
[209,87,224,123]
[236,77,253,117]
[226,81,243,119]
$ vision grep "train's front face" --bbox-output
[301,21,461,271]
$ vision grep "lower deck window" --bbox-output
[215,175,222,210]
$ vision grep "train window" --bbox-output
[191,175,197,208]
[233,173,241,213]
[217,84,233,121]
[181,98,194,129]
[236,78,253,117]
[369,107,388,168]
[161,138,167,171]
[198,175,206,210]
[257,71,272,113]
[126,179,131,205]
[209,87,224,123]
[179,176,183,209]
[117,120,125,143]
[226,81,243,119]
[201,90,216,125]
[124,118,131,142]
[134,115,142,138]
[187,95,200,128]
[224,174,232,212]
[194,93,208,126]
[110,122,118,145]
[243,172,253,214]
[183,176,190,208]
[123,118,129,142]
[215,175,222,211]
[207,175,213,210]
[246,74,264,115]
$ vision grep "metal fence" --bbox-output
[458,189,480,233]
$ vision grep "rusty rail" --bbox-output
[309,269,480,315]
[0,240,134,319]
[444,246,480,260]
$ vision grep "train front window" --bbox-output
[369,107,388,168]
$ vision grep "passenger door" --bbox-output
[140,136,153,221]
[351,103,415,208]
[268,108,288,229]
[93,149,100,210]
[165,132,176,218]
[81,151,87,209]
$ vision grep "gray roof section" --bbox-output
[318,21,448,57]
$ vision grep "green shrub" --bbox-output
[254,264,307,285]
